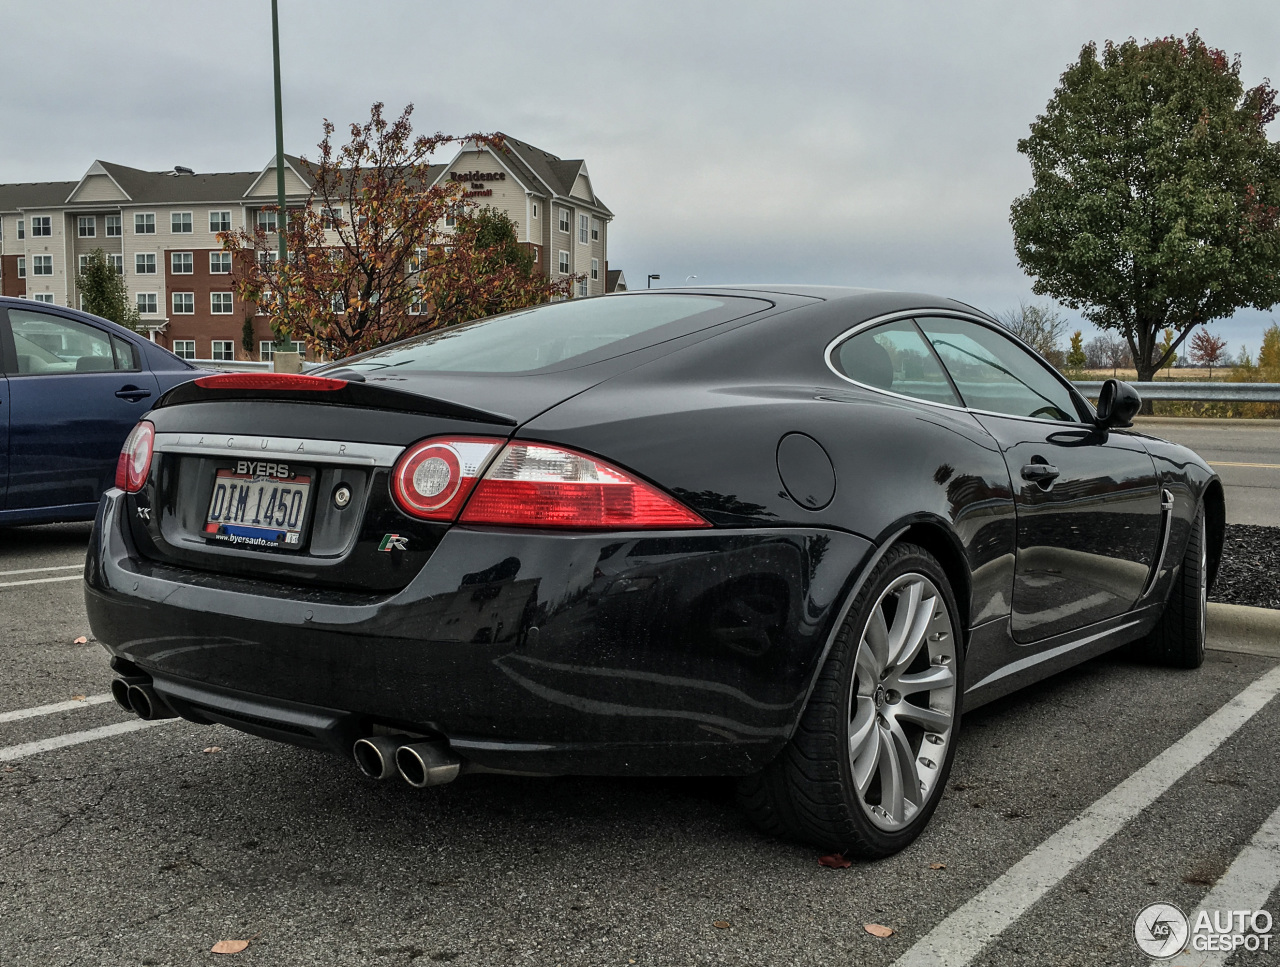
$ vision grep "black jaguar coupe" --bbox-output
[85,287,1222,858]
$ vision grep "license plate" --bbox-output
[204,467,312,550]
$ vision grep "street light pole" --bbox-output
[647,274,660,289]
[271,0,287,267]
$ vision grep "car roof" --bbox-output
[0,296,145,341]
[627,285,994,319]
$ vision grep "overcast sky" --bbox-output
[3,1,1278,352]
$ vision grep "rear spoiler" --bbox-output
[156,372,517,426]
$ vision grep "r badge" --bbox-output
[378,534,408,552]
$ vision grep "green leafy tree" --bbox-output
[1260,322,1280,377]
[76,248,140,331]
[1010,32,1280,383]
[1066,330,1087,371]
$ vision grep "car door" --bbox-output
[916,316,1164,643]
[1,305,160,513]
[0,369,8,511]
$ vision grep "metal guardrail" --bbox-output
[1072,381,1280,402]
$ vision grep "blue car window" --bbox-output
[9,308,124,375]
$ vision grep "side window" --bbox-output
[111,335,140,371]
[831,319,960,407]
[916,317,1081,422]
[8,309,124,375]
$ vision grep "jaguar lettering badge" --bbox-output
[236,460,290,478]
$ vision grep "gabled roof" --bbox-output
[492,134,612,216]
[606,268,627,292]
[243,154,314,198]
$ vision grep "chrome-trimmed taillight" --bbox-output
[115,420,155,493]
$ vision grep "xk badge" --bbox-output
[136,506,152,521]
[378,534,408,552]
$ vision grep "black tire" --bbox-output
[738,543,963,858]
[1132,505,1207,669]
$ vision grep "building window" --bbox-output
[410,248,429,273]
[257,209,278,232]
[170,212,193,234]
[321,207,342,230]
[590,258,599,281]
[172,292,194,314]
[576,278,588,297]
[31,216,51,237]
[16,257,25,278]
[257,340,304,361]
[532,202,538,218]
[578,214,589,244]
[32,255,53,276]
[109,254,123,274]
[257,251,278,270]
[17,219,24,239]
[532,247,539,263]
[591,218,600,241]
[558,208,570,233]
[211,340,234,361]
[171,252,193,274]
[106,214,121,237]
[444,211,456,228]
[135,213,156,234]
[135,253,156,275]
[33,292,55,303]
[137,292,158,314]
[558,250,570,274]
[209,210,231,233]
[78,254,90,275]
[78,216,96,237]
[209,251,232,274]
[173,340,196,360]
[330,292,346,313]
[211,292,234,314]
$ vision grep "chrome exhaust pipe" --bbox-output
[353,735,410,780]
[126,683,178,721]
[395,740,461,788]
[110,676,147,712]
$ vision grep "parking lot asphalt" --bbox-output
[2,524,1279,967]
[1135,418,1280,527]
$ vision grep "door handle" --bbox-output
[115,386,152,402]
[1020,462,1060,483]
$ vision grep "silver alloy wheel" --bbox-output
[847,572,957,831]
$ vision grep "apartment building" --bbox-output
[0,135,615,361]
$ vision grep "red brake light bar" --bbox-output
[193,373,348,392]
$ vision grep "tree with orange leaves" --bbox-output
[220,102,575,359]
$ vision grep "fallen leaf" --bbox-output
[3,766,14,773]
[211,940,250,954]
[202,747,223,754]
[712,920,731,929]
[818,853,852,869]
[864,923,895,939]
[73,636,88,644]
[929,863,946,870]
[71,694,87,702]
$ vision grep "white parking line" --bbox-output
[892,664,1280,967]
[1185,800,1280,967]
[0,575,82,589]
[0,564,82,577]
[0,694,113,723]
[0,719,172,762]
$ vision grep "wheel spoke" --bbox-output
[877,724,906,822]
[894,701,951,733]
[849,696,877,763]
[855,641,880,695]
[864,608,890,673]
[887,716,924,809]
[893,589,937,672]
[893,663,955,696]
[852,710,883,794]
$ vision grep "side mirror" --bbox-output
[1095,378,1141,429]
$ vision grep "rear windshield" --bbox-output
[338,294,770,374]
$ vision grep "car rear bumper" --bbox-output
[86,489,872,776]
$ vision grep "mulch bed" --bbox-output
[1210,524,1280,610]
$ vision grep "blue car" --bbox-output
[0,297,205,525]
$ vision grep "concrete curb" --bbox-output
[1207,602,1280,659]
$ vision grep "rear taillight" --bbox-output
[115,420,155,493]
[460,443,710,530]
[391,437,505,521]
[193,373,347,391]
